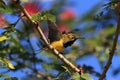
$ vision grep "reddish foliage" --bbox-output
[58,10,76,33]
[58,24,70,32]
[20,2,41,36]
[59,10,76,21]
[21,2,41,16]
[24,2,41,15]
[0,15,9,28]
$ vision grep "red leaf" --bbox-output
[58,24,70,32]
[0,15,9,28]
[59,10,76,21]
[21,2,41,16]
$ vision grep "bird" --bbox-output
[47,20,79,52]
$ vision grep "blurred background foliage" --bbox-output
[0,0,120,80]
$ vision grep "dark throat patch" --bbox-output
[63,39,77,48]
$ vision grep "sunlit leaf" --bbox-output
[81,73,93,80]
[73,73,93,80]
[0,57,15,69]
[62,66,71,73]
[0,74,9,77]
[0,35,8,42]
[72,72,80,80]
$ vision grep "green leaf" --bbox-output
[103,27,116,36]
[62,66,71,73]
[73,73,93,80]
[32,12,56,22]
[0,5,17,14]
[0,57,15,69]
[0,28,18,43]
[45,13,56,22]
[5,77,18,80]
[0,74,9,78]
[81,73,93,80]
[31,12,41,21]
[72,72,81,80]
[55,71,71,80]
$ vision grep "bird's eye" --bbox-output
[68,33,76,40]
[71,37,74,39]
[70,36,75,40]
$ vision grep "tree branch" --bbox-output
[99,15,120,80]
[12,1,80,73]
[36,70,52,80]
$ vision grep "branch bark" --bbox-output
[99,15,120,80]
[12,1,80,73]
[33,69,52,80]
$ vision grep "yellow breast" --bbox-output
[51,39,65,52]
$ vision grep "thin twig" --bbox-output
[99,15,120,80]
[35,70,52,80]
[12,1,80,73]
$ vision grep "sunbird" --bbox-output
[47,21,79,52]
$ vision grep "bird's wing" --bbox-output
[48,21,62,43]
